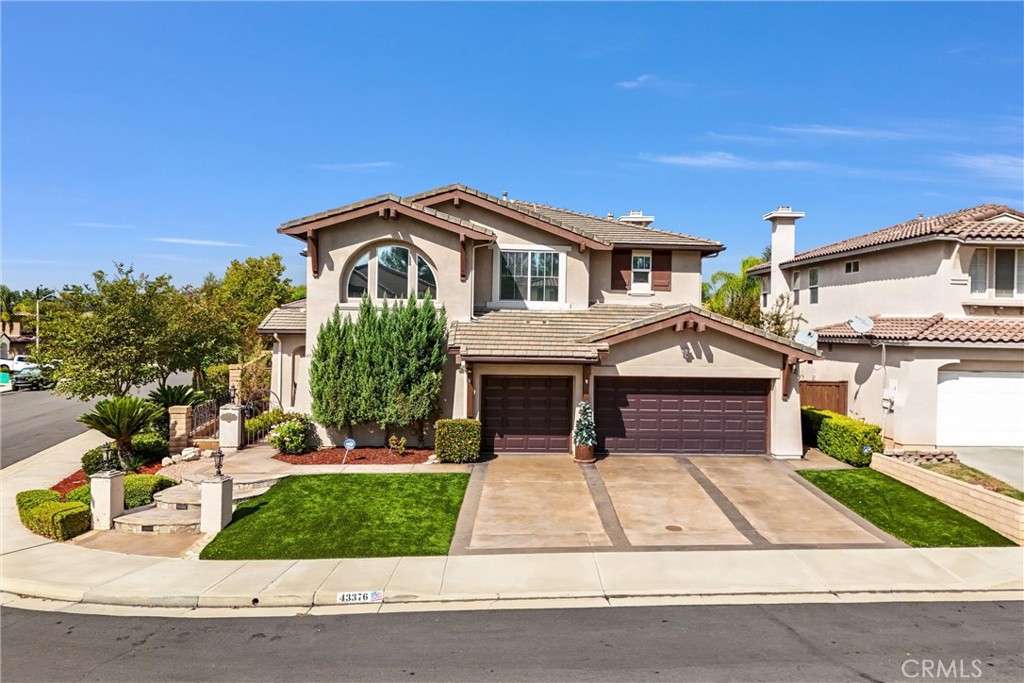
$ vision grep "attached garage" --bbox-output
[595,377,769,454]
[936,371,1024,447]
[481,376,573,452]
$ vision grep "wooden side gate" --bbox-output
[799,380,848,415]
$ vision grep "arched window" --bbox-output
[345,245,437,302]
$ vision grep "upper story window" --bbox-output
[791,270,801,305]
[497,249,563,304]
[808,268,819,304]
[760,276,770,307]
[631,250,652,294]
[345,244,437,302]
[844,260,859,274]
[969,247,1024,299]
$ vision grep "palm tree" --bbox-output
[147,384,207,440]
[77,397,163,470]
[703,255,766,327]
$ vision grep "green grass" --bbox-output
[200,473,470,560]
[799,469,1016,548]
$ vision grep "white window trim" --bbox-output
[844,260,859,274]
[488,244,569,310]
[629,249,652,295]
[792,270,801,305]
[808,267,819,305]
[993,247,1024,299]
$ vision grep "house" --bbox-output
[260,184,818,457]
[0,320,34,359]
[749,204,1024,450]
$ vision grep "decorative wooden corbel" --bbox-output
[460,235,468,282]
[306,232,320,278]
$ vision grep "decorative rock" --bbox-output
[171,453,184,463]
[161,457,174,467]
[180,447,202,461]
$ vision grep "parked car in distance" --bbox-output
[12,367,53,391]
[1,355,37,372]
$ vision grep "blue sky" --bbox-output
[3,1,1022,292]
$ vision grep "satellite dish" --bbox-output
[794,329,819,347]
[848,314,874,335]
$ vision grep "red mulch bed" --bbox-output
[274,447,433,465]
[49,463,163,500]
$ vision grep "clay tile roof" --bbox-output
[815,314,1024,344]
[748,204,1024,274]
[258,303,306,333]
[406,183,725,252]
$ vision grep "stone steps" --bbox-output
[113,505,201,534]
[153,483,271,511]
[181,471,289,491]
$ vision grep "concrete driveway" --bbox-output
[453,455,898,553]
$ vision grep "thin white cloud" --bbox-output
[641,152,820,171]
[705,132,781,145]
[309,161,397,171]
[942,153,1024,185]
[150,238,248,247]
[615,74,691,94]
[771,124,910,140]
[615,74,656,89]
[72,222,134,230]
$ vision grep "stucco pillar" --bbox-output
[200,476,233,533]
[770,377,803,459]
[89,470,124,530]
[168,405,192,453]
[227,363,243,394]
[218,404,244,453]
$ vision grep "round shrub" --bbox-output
[124,475,177,509]
[269,418,310,455]
[131,432,169,465]
[434,418,481,463]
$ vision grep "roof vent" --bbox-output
[618,209,655,227]
[502,191,509,201]
[607,212,614,219]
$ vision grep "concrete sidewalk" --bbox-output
[2,431,1021,617]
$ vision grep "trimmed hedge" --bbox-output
[801,407,881,467]
[67,474,177,510]
[435,419,481,463]
[81,433,171,475]
[16,489,90,541]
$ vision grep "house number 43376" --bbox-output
[336,591,384,604]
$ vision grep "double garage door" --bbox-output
[936,371,1024,447]
[482,376,769,455]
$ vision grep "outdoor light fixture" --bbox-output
[229,385,237,404]
[102,444,113,471]
[212,449,224,477]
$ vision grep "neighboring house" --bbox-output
[0,320,34,359]
[749,204,1024,449]
[260,184,818,457]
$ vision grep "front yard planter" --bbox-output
[573,444,596,463]
[572,401,597,463]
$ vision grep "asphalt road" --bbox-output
[2,601,1022,682]
[0,373,191,469]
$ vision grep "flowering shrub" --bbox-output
[269,417,310,455]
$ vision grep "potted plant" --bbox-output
[572,401,597,463]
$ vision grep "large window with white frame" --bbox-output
[494,247,566,306]
[968,247,1024,299]
[345,245,437,302]
[630,250,652,294]
[969,248,988,295]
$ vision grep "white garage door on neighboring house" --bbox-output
[936,371,1024,447]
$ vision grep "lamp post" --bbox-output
[102,443,114,471]
[35,289,58,354]
[212,449,224,477]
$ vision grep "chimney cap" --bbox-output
[618,210,656,226]
[762,206,805,221]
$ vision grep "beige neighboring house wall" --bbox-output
[754,203,1024,450]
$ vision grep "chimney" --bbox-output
[607,212,614,219]
[502,191,508,201]
[762,206,805,305]
[618,209,655,228]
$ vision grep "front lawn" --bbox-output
[799,469,1016,548]
[200,473,470,560]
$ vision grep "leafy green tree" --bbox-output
[155,286,238,387]
[77,396,163,470]
[703,255,766,327]
[761,293,805,338]
[218,254,292,358]
[37,265,175,399]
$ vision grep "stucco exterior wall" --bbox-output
[589,250,703,306]
[803,342,1024,448]
[269,333,306,411]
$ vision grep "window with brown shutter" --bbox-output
[611,249,631,291]
[652,251,672,291]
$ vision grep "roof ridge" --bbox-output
[514,199,722,244]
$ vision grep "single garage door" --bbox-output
[595,377,769,454]
[481,376,573,452]
[936,371,1024,447]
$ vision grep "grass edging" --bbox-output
[200,473,470,560]
[798,469,1016,548]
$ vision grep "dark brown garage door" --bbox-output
[595,378,769,454]
[482,376,573,453]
